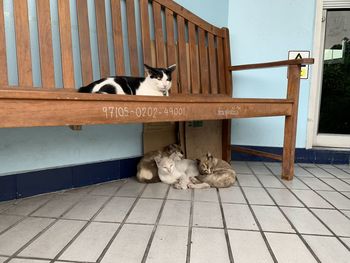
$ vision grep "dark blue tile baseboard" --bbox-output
[0,157,140,202]
[232,145,350,164]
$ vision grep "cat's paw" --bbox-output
[173,183,187,190]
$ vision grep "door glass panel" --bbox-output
[318,10,350,134]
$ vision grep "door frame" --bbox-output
[307,0,350,149]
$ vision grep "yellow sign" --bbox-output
[288,51,310,79]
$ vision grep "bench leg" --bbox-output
[282,64,301,181]
[222,119,231,162]
[282,115,297,180]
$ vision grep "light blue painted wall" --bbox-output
[228,0,316,147]
[0,0,228,176]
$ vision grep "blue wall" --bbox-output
[228,0,316,147]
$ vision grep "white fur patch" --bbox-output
[139,169,153,180]
[92,78,125,94]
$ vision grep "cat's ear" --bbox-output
[207,152,213,160]
[154,155,161,165]
[167,64,176,73]
[144,64,158,76]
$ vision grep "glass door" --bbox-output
[315,8,350,148]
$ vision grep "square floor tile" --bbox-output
[62,195,109,220]
[19,219,85,259]
[316,191,350,210]
[219,187,246,204]
[223,203,258,230]
[4,195,52,216]
[146,225,188,263]
[303,235,350,263]
[312,209,350,236]
[323,167,350,178]
[126,199,163,224]
[282,177,310,190]
[89,180,125,196]
[267,188,303,207]
[265,233,318,263]
[100,224,153,263]
[305,167,334,178]
[294,167,314,177]
[0,217,54,255]
[256,175,285,188]
[0,214,23,233]
[237,174,262,187]
[8,259,49,263]
[59,222,118,262]
[32,194,81,218]
[248,164,272,175]
[190,228,230,263]
[232,162,251,174]
[194,188,218,202]
[242,187,274,205]
[228,230,274,263]
[281,207,332,235]
[159,200,190,226]
[141,183,169,199]
[252,206,294,233]
[115,179,145,197]
[167,188,192,200]
[299,177,333,191]
[321,178,350,192]
[94,197,135,223]
[193,201,223,228]
[292,190,333,208]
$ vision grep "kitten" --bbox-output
[78,64,176,96]
[136,144,184,183]
[196,152,236,188]
[154,155,210,189]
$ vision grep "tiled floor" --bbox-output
[0,161,349,263]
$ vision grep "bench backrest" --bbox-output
[0,0,231,96]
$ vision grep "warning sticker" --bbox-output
[288,50,310,79]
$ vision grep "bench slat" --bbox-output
[126,0,139,75]
[36,0,55,88]
[140,0,152,66]
[77,0,93,85]
[13,0,32,87]
[110,0,124,75]
[58,0,75,89]
[153,2,166,67]
[208,33,218,94]
[165,8,178,94]
[223,28,232,96]
[188,22,199,94]
[216,36,225,94]
[95,0,109,78]
[176,15,188,94]
[198,28,209,95]
[0,0,8,86]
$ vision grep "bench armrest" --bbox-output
[229,58,314,71]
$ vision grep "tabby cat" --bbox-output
[136,144,183,183]
[196,152,236,188]
[78,64,176,96]
[154,154,210,189]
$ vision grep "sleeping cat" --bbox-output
[136,144,184,183]
[154,154,210,189]
[196,152,236,188]
[78,64,176,96]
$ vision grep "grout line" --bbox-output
[185,189,194,263]
[2,184,102,263]
[48,180,128,263]
[263,163,350,251]
[246,163,322,263]
[217,188,234,263]
[95,183,149,262]
[235,178,278,263]
[140,185,171,263]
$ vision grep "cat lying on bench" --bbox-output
[78,64,176,96]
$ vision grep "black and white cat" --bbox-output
[78,64,176,96]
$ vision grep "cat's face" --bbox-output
[197,152,214,175]
[144,64,176,96]
[154,156,175,174]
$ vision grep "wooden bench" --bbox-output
[0,0,313,180]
